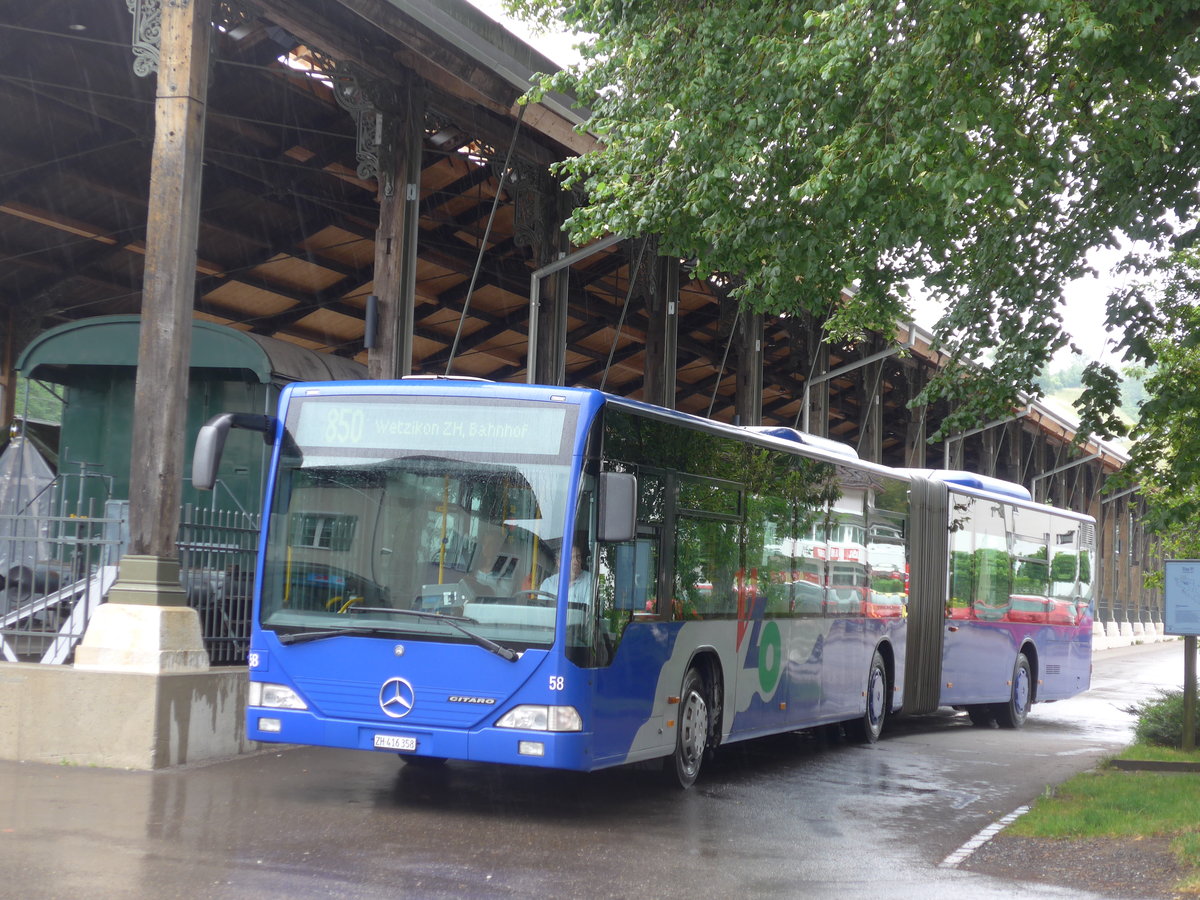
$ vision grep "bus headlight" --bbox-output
[496,705,582,732]
[248,681,308,710]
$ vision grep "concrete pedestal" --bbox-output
[0,553,254,769]
[74,555,209,674]
[0,662,251,768]
[74,603,209,674]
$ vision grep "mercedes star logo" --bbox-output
[379,676,416,719]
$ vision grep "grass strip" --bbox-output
[1009,744,1200,894]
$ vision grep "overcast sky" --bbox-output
[464,0,581,64]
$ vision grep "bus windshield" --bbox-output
[260,394,578,648]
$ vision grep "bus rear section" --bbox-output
[900,471,1096,728]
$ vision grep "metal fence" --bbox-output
[178,505,260,665]
[0,500,124,665]
[0,498,260,666]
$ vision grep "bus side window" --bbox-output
[595,537,659,660]
[612,539,657,614]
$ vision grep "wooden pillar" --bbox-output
[126,0,211,565]
[946,428,965,470]
[1026,435,1046,497]
[1104,496,1123,624]
[1099,494,1118,628]
[368,83,423,380]
[902,364,926,468]
[1086,466,1104,524]
[1118,496,1128,624]
[643,256,679,408]
[734,310,763,426]
[980,427,999,478]
[533,257,569,386]
[1000,421,1022,483]
[804,326,829,437]
[856,355,883,464]
[77,0,213,672]
[1131,497,1146,622]
[531,179,570,386]
[1050,446,1067,507]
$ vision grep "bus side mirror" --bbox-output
[192,413,276,491]
[598,472,637,543]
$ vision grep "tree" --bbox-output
[507,0,1200,435]
[1108,250,1200,552]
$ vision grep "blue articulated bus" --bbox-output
[193,378,1095,787]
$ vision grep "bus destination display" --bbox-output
[293,399,568,457]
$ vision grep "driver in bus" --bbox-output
[540,545,595,607]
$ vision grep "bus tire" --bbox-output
[993,652,1032,729]
[846,650,888,744]
[665,667,708,788]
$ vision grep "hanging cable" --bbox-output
[445,102,527,375]
[707,300,742,419]
[599,237,651,392]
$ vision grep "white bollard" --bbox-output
[1092,620,1109,651]
[1119,620,1137,645]
[1132,620,1146,643]
[1106,619,1132,648]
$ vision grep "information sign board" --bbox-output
[1163,559,1200,636]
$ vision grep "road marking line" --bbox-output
[939,805,1031,869]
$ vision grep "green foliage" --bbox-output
[1038,361,1145,427]
[949,549,973,605]
[1119,367,1150,422]
[1124,690,1200,750]
[1014,545,1049,594]
[1038,359,1089,394]
[975,547,1013,610]
[18,376,62,425]
[1108,251,1200,545]
[507,0,1200,434]
[1050,551,1076,583]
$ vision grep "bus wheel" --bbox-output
[993,652,1032,729]
[846,650,888,744]
[665,668,708,788]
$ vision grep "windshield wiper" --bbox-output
[348,606,520,662]
[276,625,407,646]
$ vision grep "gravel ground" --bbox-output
[964,834,1192,899]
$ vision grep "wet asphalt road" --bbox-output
[0,641,1187,900]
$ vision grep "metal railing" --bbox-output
[0,502,124,665]
[0,499,261,666]
[177,505,260,665]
